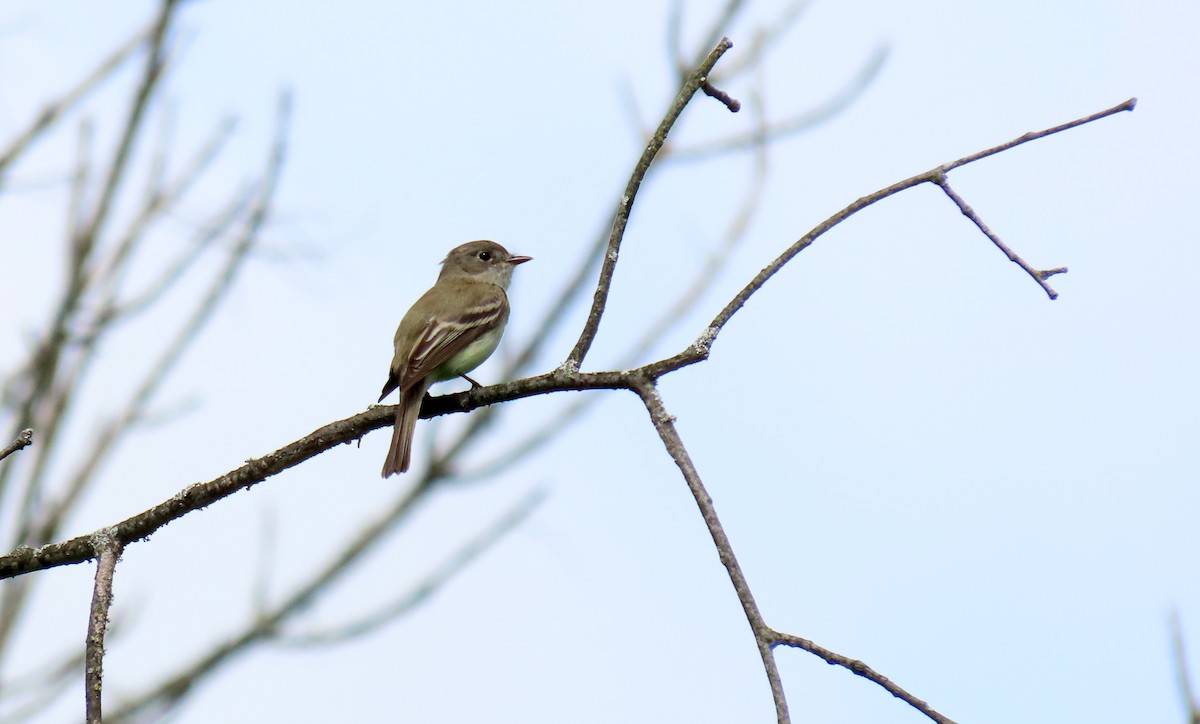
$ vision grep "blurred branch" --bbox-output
[0,2,185,679]
[279,488,546,647]
[1173,610,1200,724]
[105,177,252,324]
[772,632,956,723]
[66,120,95,257]
[0,18,151,186]
[0,430,32,464]
[698,97,1137,347]
[933,174,1067,299]
[630,376,792,722]
[667,44,888,163]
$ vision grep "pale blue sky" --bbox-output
[0,1,1196,723]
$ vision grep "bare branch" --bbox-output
[701,80,741,112]
[945,97,1137,171]
[666,0,685,78]
[566,37,736,370]
[66,120,95,251]
[85,530,123,724]
[693,0,748,76]
[630,377,789,722]
[933,174,1066,299]
[696,97,1138,359]
[1,637,99,724]
[91,115,240,315]
[0,0,181,519]
[0,430,32,464]
[104,182,253,324]
[772,632,957,724]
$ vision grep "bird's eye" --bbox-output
[477,251,492,261]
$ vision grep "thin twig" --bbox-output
[0,430,32,464]
[84,530,123,724]
[933,173,1066,299]
[0,371,633,579]
[0,19,151,184]
[105,469,447,721]
[772,632,957,724]
[566,37,736,370]
[717,0,814,79]
[945,98,1138,171]
[91,115,239,312]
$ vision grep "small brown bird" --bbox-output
[378,240,531,476]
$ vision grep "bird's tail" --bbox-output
[381,380,429,477]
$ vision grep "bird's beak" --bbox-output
[508,255,533,265]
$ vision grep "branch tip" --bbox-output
[702,81,742,113]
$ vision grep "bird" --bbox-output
[378,240,531,476]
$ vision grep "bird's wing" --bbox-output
[379,282,509,401]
